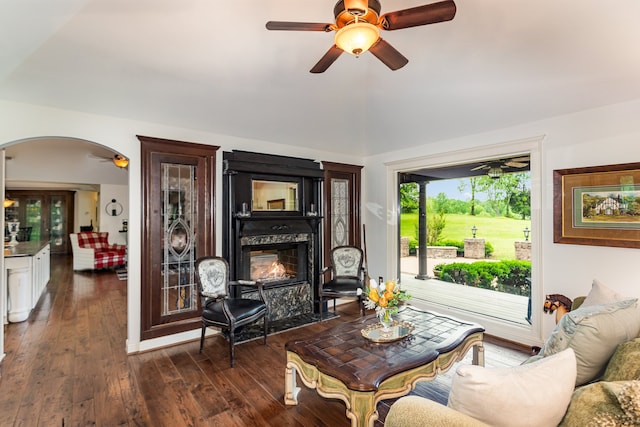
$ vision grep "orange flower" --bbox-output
[368,290,379,302]
[378,296,388,307]
[385,281,396,292]
[384,290,394,301]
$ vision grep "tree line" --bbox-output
[400,172,531,219]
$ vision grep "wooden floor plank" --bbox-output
[0,254,529,426]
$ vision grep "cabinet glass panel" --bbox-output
[24,198,42,242]
[49,195,65,249]
[331,178,349,248]
[161,163,198,316]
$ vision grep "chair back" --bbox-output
[330,246,364,279]
[196,256,230,299]
[17,226,32,242]
[77,231,110,249]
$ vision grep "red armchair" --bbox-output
[69,232,126,271]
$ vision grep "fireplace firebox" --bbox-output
[245,242,307,285]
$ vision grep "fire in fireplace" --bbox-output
[244,243,306,285]
[251,251,293,282]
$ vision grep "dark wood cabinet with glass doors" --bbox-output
[138,136,218,340]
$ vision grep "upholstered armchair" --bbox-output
[195,256,269,367]
[319,245,366,321]
[69,232,126,271]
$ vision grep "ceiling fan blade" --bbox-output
[470,164,488,171]
[266,21,333,32]
[310,45,343,73]
[368,38,408,70]
[509,156,530,162]
[379,0,456,31]
[505,161,528,168]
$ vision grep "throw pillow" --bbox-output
[582,279,627,306]
[603,338,640,382]
[559,381,626,426]
[539,298,640,386]
[448,348,576,427]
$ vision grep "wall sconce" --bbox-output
[523,226,530,242]
[471,225,477,238]
[113,154,129,169]
[3,198,15,208]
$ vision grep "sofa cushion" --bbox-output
[603,338,640,382]
[539,298,640,386]
[582,279,628,306]
[448,348,576,427]
[559,381,627,427]
[386,396,489,427]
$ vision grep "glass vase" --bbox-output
[378,307,393,333]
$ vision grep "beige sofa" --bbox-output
[386,285,640,427]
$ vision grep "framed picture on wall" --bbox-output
[553,162,640,248]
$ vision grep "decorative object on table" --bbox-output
[364,278,411,334]
[553,162,640,248]
[543,294,573,324]
[361,319,415,343]
[6,220,19,246]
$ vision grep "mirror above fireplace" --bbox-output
[252,179,299,212]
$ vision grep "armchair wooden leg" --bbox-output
[263,316,268,344]
[319,297,323,321]
[199,324,206,353]
[229,329,235,368]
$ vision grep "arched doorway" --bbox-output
[1,136,129,358]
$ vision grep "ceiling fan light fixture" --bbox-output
[334,21,379,56]
[113,154,129,169]
[487,166,503,179]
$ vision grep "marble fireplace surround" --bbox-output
[241,232,315,322]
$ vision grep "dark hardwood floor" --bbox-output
[0,255,529,426]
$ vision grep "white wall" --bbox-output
[363,98,640,343]
[74,190,98,233]
[99,184,128,245]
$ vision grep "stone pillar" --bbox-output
[400,237,410,257]
[515,241,532,260]
[464,238,485,259]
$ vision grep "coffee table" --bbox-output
[284,305,484,427]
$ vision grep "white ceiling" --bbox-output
[2,0,640,157]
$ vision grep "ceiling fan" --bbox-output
[88,153,129,169]
[470,156,530,179]
[265,0,456,73]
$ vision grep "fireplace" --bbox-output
[222,151,324,321]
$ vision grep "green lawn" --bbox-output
[400,213,531,260]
